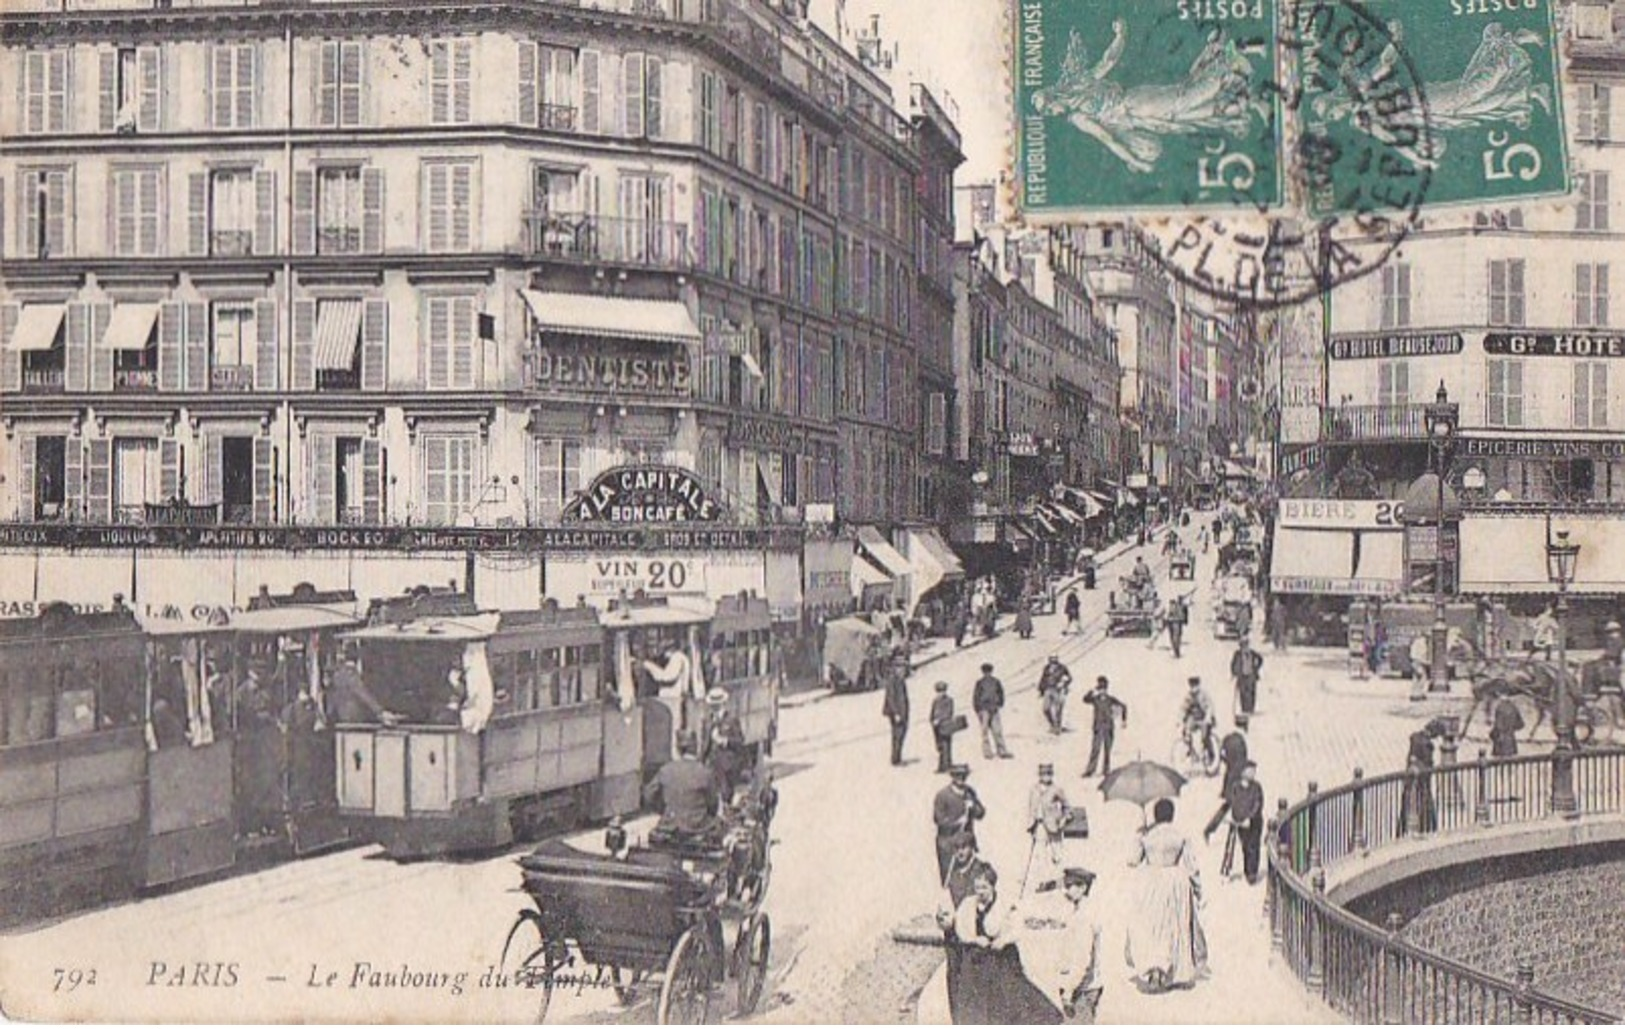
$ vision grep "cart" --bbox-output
[500,792,774,1023]
[1214,575,1254,640]
[1169,548,1196,581]
[1107,582,1159,637]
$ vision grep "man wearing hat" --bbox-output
[935,830,992,1024]
[1205,761,1266,884]
[1081,677,1128,778]
[882,658,911,766]
[973,662,1013,760]
[1217,721,1249,796]
[1230,635,1264,725]
[932,765,986,881]
[928,681,959,773]
[1038,655,1074,735]
[1019,866,1103,1023]
[645,730,722,841]
[702,687,746,799]
[1027,763,1070,870]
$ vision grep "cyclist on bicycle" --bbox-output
[1179,676,1218,765]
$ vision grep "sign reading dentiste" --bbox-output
[563,465,722,523]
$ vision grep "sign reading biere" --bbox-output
[564,465,722,523]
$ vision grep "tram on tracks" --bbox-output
[0,585,362,921]
[332,588,780,858]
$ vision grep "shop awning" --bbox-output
[103,303,160,351]
[1116,488,1141,508]
[521,289,701,345]
[913,527,964,580]
[1055,485,1106,519]
[8,304,65,351]
[850,554,891,597]
[855,526,911,579]
[1005,521,1035,545]
[1044,501,1085,526]
[314,299,363,370]
[1031,509,1061,536]
[1269,526,1405,596]
[1460,517,1625,594]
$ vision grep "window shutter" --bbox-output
[254,170,276,255]
[91,303,113,392]
[1597,364,1610,428]
[99,50,117,132]
[63,302,89,393]
[518,41,538,126]
[646,56,663,139]
[425,163,448,251]
[202,434,222,504]
[430,42,449,124]
[211,45,232,128]
[253,436,275,524]
[453,296,476,388]
[581,50,600,134]
[1599,264,1611,326]
[160,438,181,502]
[361,438,382,524]
[182,303,207,392]
[138,168,161,256]
[450,163,472,251]
[21,170,39,257]
[361,297,388,391]
[233,46,256,128]
[1510,260,1526,325]
[361,167,385,253]
[64,436,84,519]
[0,304,20,393]
[188,172,209,256]
[424,437,448,516]
[1575,364,1589,429]
[319,41,340,127]
[312,434,336,523]
[18,435,36,521]
[292,299,316,390]
[340,42,363,127]
[48,50,69,133]
[47,169,70,257]
[293,169,316,254]
[254,298,279,390]
[138,47,161,131]
[86,439,112,523]
[453,41,472,124]
[1599,173,1612,229]
[426,297,449,389]
[1508,360,1525,426]
[623,54,645,138]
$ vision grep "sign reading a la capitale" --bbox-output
[564,465,721,523]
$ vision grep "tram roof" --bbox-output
[342,612,503,642]
[601,595,717,628]
[229,606,363,635]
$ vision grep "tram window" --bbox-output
[579,644,602,699]
[5,687,53,746]
[538,648,561,707]
[490,653,517,717]
[56,686,97,738]
[559,646,584,706]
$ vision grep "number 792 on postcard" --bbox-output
[1012,0,1283,217]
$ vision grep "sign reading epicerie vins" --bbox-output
[564,465,722,523]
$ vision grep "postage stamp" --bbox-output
[1011,0,1285,216]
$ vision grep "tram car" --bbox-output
[0,586,361,922]
[333,588,779,858]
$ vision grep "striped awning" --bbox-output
[103,304,160,351]
[521,289,701,345]
[8,304,65,351]
[314,300,363,371]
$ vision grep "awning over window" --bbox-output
[855,525,911,579]
[103,304,160,351]
[1269,526,1405,596]
[902,527,963,617]
[850,554,891,597]
[521,289,701,345]
[913,527,964,580]
[1460,516,1625,594]
[314,300,363,371]
[740,352,764,379]
[8,304,65,351]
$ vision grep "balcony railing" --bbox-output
[22,366,64,393]
[211,230,253,257]
[211,365,253,392]
[317,368,360,391]
[1322,404,1429,442]
[114,368,158,392]
[539,104,576,131]
[145,501,221,526]
[522,213,690,270]
[318,225,362,255]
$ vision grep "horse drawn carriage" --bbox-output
[1464,649,1622,747]
[500,778,776,1024]
[1169,546,1196,581]
[1107,577,1159,637]
[1213,575,1255,640]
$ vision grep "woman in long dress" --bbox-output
[951,866,1062,1024]
[1124,799,1209,993]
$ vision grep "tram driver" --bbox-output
[327,648,401,726]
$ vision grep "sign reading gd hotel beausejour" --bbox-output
[563,465,721,523]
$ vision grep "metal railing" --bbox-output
[210,365,253,392]
[521,212,690,270]
[1268,746,1625,1023]
[22,366,64,393]
[1322,404,1430,442]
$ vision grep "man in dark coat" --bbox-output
[1064,589,1082,634]
[935,831,992,1025]
[1164,593,1190,659]
[1399,720,1444,835]
[1081,676,1128,777]
[882,661,910,766]
[1489,695,1525,758]
[933,765,986,881]
[1206,761,1266,883]
[973,663,1013,759]
[1230,637,1265,725]
[1217,723,1249,795]
[929,681,956,773]
[1038,655,1073,735]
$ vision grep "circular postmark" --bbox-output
[1141,0,1436,310]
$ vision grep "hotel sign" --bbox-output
[564,465,721,523]
[1329,334,1465,361]
[533,338,692,398]
[1484,333,1625,358]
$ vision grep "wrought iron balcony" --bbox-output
[318,225,362,255]
[211,230,253,257]
[22,366,64,393]
[210,365,253,392]
[522,212,690,270]
[1322,404,1430,443]
[143,501,222,526]
[114,368,158,392]
[539,104,576,131]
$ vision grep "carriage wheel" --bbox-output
[501,910,560,1023]
[657,927,713,1025]
[731,912,771,1017]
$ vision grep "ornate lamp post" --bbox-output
[1423,383,1458,693]
[1546,527,1581,819]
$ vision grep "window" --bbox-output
[26,436,68,520]
[20,167,72,258]
[580,49,602,134]
[1488,258,1526,327]
[617,173,671,263]
[622,52,662,138]
[209,169,253,256]
[317,167,362,254]
[1577,171,1611,231]
[423,294,477,390]
[539,45,578,130]
[429,39,473,125]
[113,437,160,521]
[1575,362,1609,429]
[110,166,163,257]
[1380,262,1412,329]
[421,159,476,252]
[23,49,70,134]
[533,437,582,523]
[698,70,720,153]
[317,40,365,128]
[422,435,476,525]
[1487,358,1525,428]
[1376,360,1410,407]
[1573,3,1614,40]
[209,44,257,129]
[1576,262,1611,327]
[211,303,255,392]
[751,102,768,176]
[926,392,947,455]
[102,46,161,133]
[1578,83,1612,142]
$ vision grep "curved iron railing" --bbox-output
[1266,746,1625,1024]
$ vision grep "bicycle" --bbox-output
[1171,718,1221,777]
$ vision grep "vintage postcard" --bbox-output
[2,0,1623,1025]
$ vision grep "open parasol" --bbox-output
[1098,760,1187,818]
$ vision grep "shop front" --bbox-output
[1457,514,1625,648]
[900,526,965,636]
[853,526,910,613]
[1268,498,1407,645]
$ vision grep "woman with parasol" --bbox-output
[1123,798,1209,993]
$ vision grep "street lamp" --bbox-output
[1546,526,1582,820]
[1423,382,1458,693]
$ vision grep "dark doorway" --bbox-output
[223,437,254,523]
[35,436,66,519]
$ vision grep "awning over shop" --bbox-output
[8,304,65,351]
[1116,488,1141,508]
[1460,517,1625,594]
[902,527,964,616]
[915,528,964,580]
[1030,509,1061,536]
[1269,526,1405,596]
[1043,501,1085,527]
[521,289,701,345]
[1055,485,1107,519]
[850,554,891,597]
[855,525,911,580]
[314,299,363,370]
[103,304,160,351]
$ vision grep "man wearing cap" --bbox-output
[929,681,958,773]
[882,659,911,767]
[973,662,1013,759]
[1081,677,1129,778]
[1027,763,1070,870]
[645,730,722,841]
[1019,867,1103,1023]
[1230,636,1265,725]
[1038,655,1074,735]
[933,765,986,881]
[1205,761,1266,884]
[1217,721,1249,796]
[702,687,746,799]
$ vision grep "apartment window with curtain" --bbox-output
[318,166,362,254]
[209,43,257,129]
[622,52,663,139]
[423,295,478,390]
[211,303,255,392]
[1486,358,1525,427]
[1577,171,1611,231]
[1575,362,1609,429]
[209,169,253,256]
[429,39,473,125]
[421,435,476,526]
[533,437,581,523]
[20,167,73,258]
[1376,360,1409,407]
[110,166,163,257]
[23,49,71,135]
[317,40,365,128]
[617,173,671,264]
[102,46,161,133]
[1488,258,1526,326]
[1379,262,1412,329]
[1575,262,1610,327]
[1578,83,1613,142]
[421,159,476,252]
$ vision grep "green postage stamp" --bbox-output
[1012,0,1285,215]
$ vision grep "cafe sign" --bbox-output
[533,338,691,398]
[564,465,722,523]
